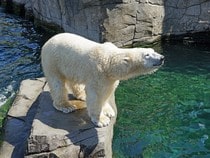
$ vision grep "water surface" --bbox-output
[0,7,43,106]
[113,43,210,157]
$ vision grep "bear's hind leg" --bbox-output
[47,76,76,113]
[67,82,86,101]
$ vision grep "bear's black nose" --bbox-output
[160,55,165,62]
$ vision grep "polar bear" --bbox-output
[41,33,164,127]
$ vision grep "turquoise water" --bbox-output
[0,6,210,158]
[113,43,210,157]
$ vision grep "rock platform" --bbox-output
[0,78,116,158]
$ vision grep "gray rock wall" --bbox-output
[10,0,210,47]
[163,0,210,35]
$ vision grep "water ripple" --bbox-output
[0,7,43,106]
[114,43,210,157]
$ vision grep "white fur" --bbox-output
[41,33,164,127]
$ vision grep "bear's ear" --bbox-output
[123,56,131,63]
[122,54,132,63]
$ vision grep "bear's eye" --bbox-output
[145,53,150,58]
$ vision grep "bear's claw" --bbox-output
[103,103,115,118]
[60,107,75,113]
[53,104,76,113]
[91,115,111,127]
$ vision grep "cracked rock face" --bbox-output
[12,0,210,46]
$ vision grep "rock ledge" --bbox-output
[0,78,116,158]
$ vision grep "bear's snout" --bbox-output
[153,55,165,67]
[160,55,165,64]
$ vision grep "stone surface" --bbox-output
[0,78,46,158]
[0,78,116,157]
[8,78,46,118]
[4,0,210,46]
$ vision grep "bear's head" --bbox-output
[141,48,164,69]
[108,48,164,80]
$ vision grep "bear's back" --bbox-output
[41,33,104,83]
[41,33,100,69]
[48,33,99,53]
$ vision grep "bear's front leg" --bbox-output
[86,86,112,127]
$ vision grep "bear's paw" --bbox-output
[103,103,115,118]
[91,114,111,127]
[53,103,76,113]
